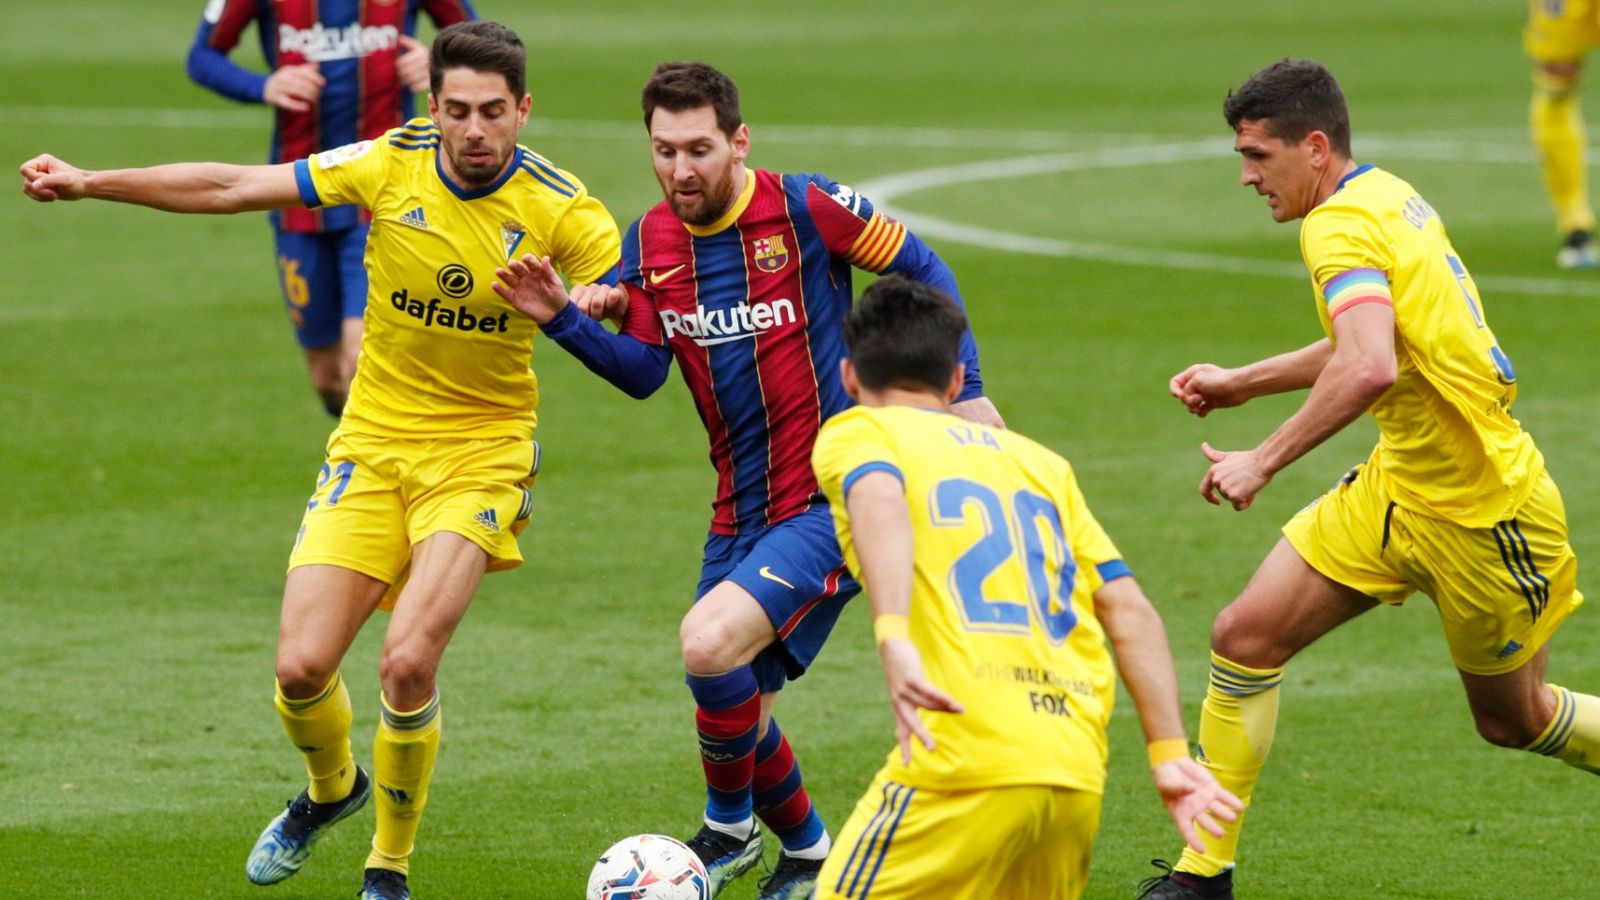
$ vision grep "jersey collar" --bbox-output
[435,147,526,201]
[1335,162,1375,193]
[682,166,757,237]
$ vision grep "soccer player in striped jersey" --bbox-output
[1140,60,1597,900]
[810,275,1238,900]
[187,0,476,416]
[25,23,619,900]
[492,62,1002,900]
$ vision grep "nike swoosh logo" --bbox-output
[649,264,687,285]
[758,566,796,590]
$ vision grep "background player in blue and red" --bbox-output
[187,0,476,416]
[491,62,1004,900]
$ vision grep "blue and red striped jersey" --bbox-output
[614,169,984,536]
[186,0,474,233]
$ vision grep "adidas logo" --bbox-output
[1497,640,1524,660]
[399,206,428,229]
[474,509,499,532]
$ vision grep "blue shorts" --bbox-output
[697,504,861,694]
[273,225,369,349]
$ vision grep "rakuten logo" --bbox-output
[659,298,796,346]
[279,23,400,62]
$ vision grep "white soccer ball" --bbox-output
[585,833,711,900]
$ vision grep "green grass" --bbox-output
[2,0,1598,897]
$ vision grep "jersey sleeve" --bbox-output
[548,187,623,287]
[1301,205,1396,321]
[420,0,477,26]
[801,174,986,401]
[1060,464,1130,593]
[294,137,391,212]
[185,0,268,104]
[812,411,904,513]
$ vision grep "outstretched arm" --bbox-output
[20,154,303,213]
[1196,303,1395,510]
[1169,338,1334,418]
[1093,575,1242,852]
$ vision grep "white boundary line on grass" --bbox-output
[858,137,1600,299]
[7,107,1595,300]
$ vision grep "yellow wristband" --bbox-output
[873,613,910,645]
[1146,738,1189,769]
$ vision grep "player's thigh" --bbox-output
[274,229,344,350]
[1406,471,1583,676]
[405,435,539,575]
[289,431,412,586]
[996,788,1101,900]
[718,505,861,690]
[681,579,778,674]
[817,773,1071,900]
[276,563,390,692]
[1527,0,1600,64]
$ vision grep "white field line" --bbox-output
[860,137,1600,298]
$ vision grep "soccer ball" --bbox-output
[585,833,711,900]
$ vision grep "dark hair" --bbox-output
[843,275,968,394]
[430,21,526,98]
[641,62,743,135]
[1223,59,1351,157]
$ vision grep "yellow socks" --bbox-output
[1527,684,1600,775]
[1177,652,1284,878]
[366,691,442,876]
[1531,69,1596,236]
[275,673,356,804]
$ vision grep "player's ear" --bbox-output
[945,364,965,404]
[730,124,750,165]
[517,92,532,128]
[1305,129,1332,167]
[840,358,861,400]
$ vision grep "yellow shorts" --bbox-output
[816,769,1101,900]
[1284,464,1582,676]
[1527,0,1600,63]
[289,430,539,599]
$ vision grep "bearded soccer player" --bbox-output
[810,276,1238,900]
[23,21,620,900]
[187,0,476,416]
[1138,60,1595,900]
[493,62,1003,900]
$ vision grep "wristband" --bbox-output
[1146,738,1189,769]
[873,613,910,645]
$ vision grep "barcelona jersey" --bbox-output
[813,405,1131,793]
[188,0,475,233]
[617,170,985,536]
[1302,165,1544,527]
[294,120,621,438]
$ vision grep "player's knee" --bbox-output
[1208,605,1283,668]
[1472,709,1546,749]
[680,611,739,675]
[1536,62,1584,96]
[379,644,438,705]
[276,656,337,700]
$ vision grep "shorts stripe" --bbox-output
[1493,522,1542,622]
[776,564,848,639]
[1508,521,1552,615]
[860,784,914,898]
[838,781,912,898]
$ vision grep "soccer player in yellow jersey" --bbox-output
[20,22,620,900]
[810,276,1240,899]
[1526,0,1600,267]
[1139,60,1598,900]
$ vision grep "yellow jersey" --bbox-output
[1301,165,1543,527]
[294,119,621,439]
[813,405,1129,794]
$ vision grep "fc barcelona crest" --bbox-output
[752,235,790,273]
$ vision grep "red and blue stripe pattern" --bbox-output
[1321,266,1393,319]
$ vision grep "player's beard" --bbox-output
[666,164,738,226]
[446,139,513,188]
